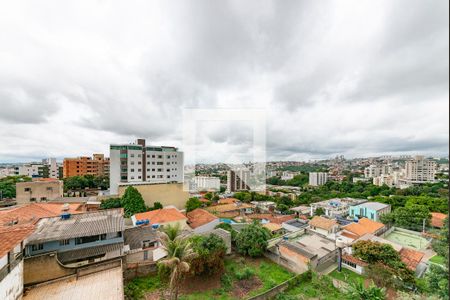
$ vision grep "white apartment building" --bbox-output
[42,158,60,178]
[110,139,183,195]
[0,167,16,179]
[191,176,220,192]
[309,172,328,186]
[404,156,436,183]
[14,164,43,177]
[281,171,297,181]
[364,164,392,178]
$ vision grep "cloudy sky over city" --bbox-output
[0,0,448,163]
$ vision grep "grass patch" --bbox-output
[329,268,365,284]
[124,274,161,300]
[429,255,446,265]
[277,272,341,300]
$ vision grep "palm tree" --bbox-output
[159,224,197,300]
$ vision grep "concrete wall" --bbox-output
[118,183,189,210]
[193,219,221,234]
[279,245,312,273]
[24,253,76,285]
[16,180,63,204]
[0,260,23,300]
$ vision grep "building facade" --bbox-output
[404,156,436,183]
[226,169,250,192]
[348,202,391,222]
[190,176,220,192]
[63,154,110,178]
[309,172,328,186]
[109,139,183,195]
[15,179,64,204]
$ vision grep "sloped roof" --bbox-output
[343,218,384,237]
[187,208,218,229]
[28,208,124,244]
[263,222,282,232]
[431,212,447,228]
[206,203,253,213]
[342,254,368,267]
[399,248,425,270]
[134,208,187,225]
[309,216,338,230]
[0,225,35,257]
[218,198,239,204]
[124,226,158,250]
[57,242,123,264]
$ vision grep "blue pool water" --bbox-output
[220,218,237,224]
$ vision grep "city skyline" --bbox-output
[0,0,448,163]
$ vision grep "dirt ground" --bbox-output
[231,276,263,298]
[179,272,223,294]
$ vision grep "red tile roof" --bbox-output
[247,213,294,224]
[399,248,424,270]
[431,212,447,228]
[0,203,84,229]
[343,218,384,237]
[0,225,35,257]
[218,198,239,204]
[342,254,368,267]
[187,208,218,229]
[134,208,187,225]
[309,216,338,230]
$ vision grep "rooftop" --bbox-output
[28,209,124,244]
[352,201,389,211]
[286,232,336,259]
[23,266,123,300]
[0,225,35,257]
[247,213,294,224]
[263,222,282,232]
[311,198,366,209]
[309,216,338,230]
[431,212,447,228]
[217,198,239,205]
[206,203,254,213]
[124,226,158,250]
[134,208,187,225]
[399,248,425,270]
[187,208,218,229]
[342,218,384,237]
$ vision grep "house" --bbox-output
[247,213,294,225]
[310,198,366,217]
[16,179,64,204]
[341,218,385,238]
[187,208,220,233]
[263,222,284,234]
[25,209,124,267]
[430,212,447,228]
[289,206,311,218]
[218,198,239,205]
[282,219,309,232]
[124,226,166,264]
[348,202,391,222]
[251,201,276,213]
[399,248,425,273]
[0,226,34,300]
[132,208,188,229]
[341,254,368,275]
[309,216,339,236]
[206,203,254,218]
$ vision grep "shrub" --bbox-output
[235,267,255,280]
[235,223,271,257]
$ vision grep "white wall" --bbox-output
[0,260,24,300]
[193,219,220,234]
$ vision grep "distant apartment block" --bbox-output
[281,171,297,181]
[226,169,250,192]
[190,176,220,192]
[309,172,328,186]
[63,154,110,178]
[404,156,436,183]
[109,139,183,195]
[14,158,61,179]
[310,198,366,218]
[16,179,63,205]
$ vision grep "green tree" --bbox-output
[235,223,271,257]
[100,197,121,209]
[0,176,31,198]
[215,223,238,241]
[158,224,197,300]
[121,186,147,218]
[314,207,325,216]
[152,201,163,210]
[380,204,430,231]
[186,197,202,212]
[345,280,385,300]
[189,234,227,275]
[425,264,449,300]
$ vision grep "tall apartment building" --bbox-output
[63,154,110,178]
[404,156,436,183]
[309,172,328,186]
[109,139,183,195]
[226,169,250,192]
[14,158,61,179]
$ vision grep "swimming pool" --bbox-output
[384,228,430,250]
[220,218,237,224]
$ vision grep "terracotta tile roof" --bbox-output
[343,218,384,237]
[342,254,368,267]
[0,203,84,229]
[247,213,294,224]
[0,225,35,257]
[263,222,282,232]
[309,216,338,231]
[206,203,253,213]
[340,231,360,240]
[431,212,447,228]
[218,198,239,204]
[399,248,424,270]
[187,208,218,229]
[199,198,211,203]
[134,208,187,225]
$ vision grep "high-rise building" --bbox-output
[226,169,250,192]
[190,176,220,192]
[404,156,436,183]
[109,139,183,195]
[309,172,328,186]
[14,158,61,179]
[63,154,110,178]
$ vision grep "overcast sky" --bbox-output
[0,0,448,164]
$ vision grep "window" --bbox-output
[138,169,141,172]
[131,176,135,179]
[138,154,141,158]
[138,161,142,165]
[130,169,135,172]
[46,187,53,191]
[59,239,70,246]
[138,176,141,179]
[157,168,162,172]
[131,161,135,165]
[130,154,135,157]
[143,250,149,260]
[24,187,31,192]
[157,155,163,159]
[143,240,157,249]
[31,244,44,251]
[152,155,155,158]
[40,197,47,201]
[30,197,36,202]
